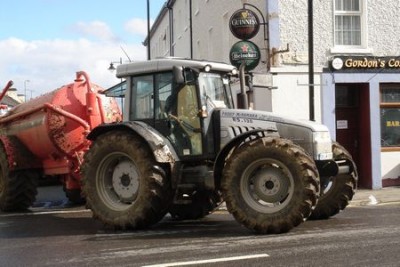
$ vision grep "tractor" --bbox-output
[81,58,357,234]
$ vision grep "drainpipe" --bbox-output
[308,0,315,121]
[147,0,151,60]
[189,0,193,59]
[167,3,174,56]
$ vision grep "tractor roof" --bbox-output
[116,58,236,78]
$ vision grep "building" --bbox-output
[146,0,400,189]
[0,87,23,115]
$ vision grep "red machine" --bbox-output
[0,72,122,210]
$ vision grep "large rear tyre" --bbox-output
[0,145,38,211]
[82,131,173,229]
[309,142,357,220]
[169,190,222,220]
[222,137,320,234]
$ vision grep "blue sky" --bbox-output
[0,0,166,96]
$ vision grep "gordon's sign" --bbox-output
[331,56,400,71]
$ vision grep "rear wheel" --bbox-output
[309,142,357,220]
[222,137,319,234]
[82,131,173,229]
[0,145,38,211]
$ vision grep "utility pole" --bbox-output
[308,0,315,121]
[147,0,151,60]
[24,80,30,102]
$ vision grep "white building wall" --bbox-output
[149,7,170,58]
[271,0,331,123]
[191,0,265,65]
[172,0,191,58]
[271,67,321,122]
[367,1,400,55]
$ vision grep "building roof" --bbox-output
[0,95,21,106]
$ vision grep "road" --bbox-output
[0,186,399,267]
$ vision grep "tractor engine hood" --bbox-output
[219,109,333,160]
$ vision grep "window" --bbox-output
[130,75,154,120]
[156,72,173,118]
[129,73,175,121]
[380,84,400,149]
[334,0,365,48]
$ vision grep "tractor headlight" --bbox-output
[313,131,333,160]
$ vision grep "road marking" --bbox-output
[142,254,270,267]
[368,195,378,205]
[0,209,90,217]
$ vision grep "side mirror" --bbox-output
[173,66,197,85]
[173,66,185,85]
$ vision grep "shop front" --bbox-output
[322,56,400,189]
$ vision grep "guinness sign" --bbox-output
[229,9,260,40]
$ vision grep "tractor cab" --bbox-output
[116,59,237,159]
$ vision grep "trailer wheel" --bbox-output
[0,146,38,211]
[169,190,222,220]
[82,131,172,229]
[309,142,357,220]
[221,137,319,234]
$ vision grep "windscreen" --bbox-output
[198,72,234,110]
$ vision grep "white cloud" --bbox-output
[124,18,153,37]
[72,21,120,43]
[0,37,147,97]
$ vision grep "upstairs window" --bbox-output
[334,0,366,48]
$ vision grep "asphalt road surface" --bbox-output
[0,186,399,267]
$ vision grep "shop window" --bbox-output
[333,0,366,49]
[380,84,400,149]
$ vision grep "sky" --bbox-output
[0,0,166,98]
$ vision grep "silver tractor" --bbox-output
[81,58,357,234]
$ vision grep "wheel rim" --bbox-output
[96,152,140,211]
[240,158,295,213]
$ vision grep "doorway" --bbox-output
[335,83,372,188]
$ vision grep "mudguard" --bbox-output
[87,121,179,163]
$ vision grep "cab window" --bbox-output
[130,75,154,120]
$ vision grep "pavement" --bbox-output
[350,186,400,206]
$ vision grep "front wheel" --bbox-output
[82,131,173,229]
[309,142,357,220]
[222,137,320,234]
